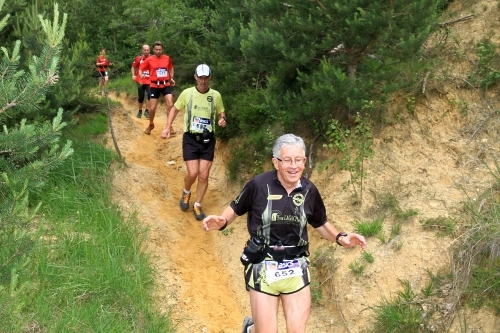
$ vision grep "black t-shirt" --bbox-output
[230,170,327,246]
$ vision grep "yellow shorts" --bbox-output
[244,256,310,296]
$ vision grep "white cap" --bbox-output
[195,64,211,77]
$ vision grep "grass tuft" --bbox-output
[372,280,424,332]
[420,216,456,237]
[353,218,384,237]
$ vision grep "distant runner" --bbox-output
[138,41,175,135]
[131,44,151,119]
[96,48,112,95]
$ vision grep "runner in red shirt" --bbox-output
[138,41,175,135]
[131,44,151,119]
[96,48,112,95]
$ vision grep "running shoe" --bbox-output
[136,110,142,118]
[193,205,205,221]
[241,316,254,333]
[180,191,191,211]
[144,123,154,134]
[144,109,150,119]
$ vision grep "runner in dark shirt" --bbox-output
[203,133,366,333]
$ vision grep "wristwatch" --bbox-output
[219,218,228,231]
[336,232,348,246]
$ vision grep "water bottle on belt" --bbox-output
[240,236,264,265]
[272,240,286,262]
[246,236,264,253]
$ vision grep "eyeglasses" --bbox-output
[275,157,306,166]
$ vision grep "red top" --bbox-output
[139,54,173,87]
[96,55,110,72]
[132,55,150,84]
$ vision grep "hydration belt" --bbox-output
[264,244,309,261]
[187,131,214,143]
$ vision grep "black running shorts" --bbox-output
[150,86,172,99]
[182,132,216,161]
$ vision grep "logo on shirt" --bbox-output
[292,193,305,206]
[268,195,282,200]
[271,211,300,223]
[194,105,210,111]
[207,96,213,103]
[271,212,279,221]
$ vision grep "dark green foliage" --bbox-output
[469,39,500,90]
[225,89,270,135]
[226,126,278,181]
[0,0,89,127]
[183,0,448,174]
[203,0,446,106]
[0,111,73,197]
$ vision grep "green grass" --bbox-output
[221,226,235,236]
[390,222,402,239]
[348,259,365,277]
[353,218,384,237]
[107,75,137,98]
[362,251,375,264]
[0,112,175,332]
[420,216,456,237]
[454,165,500,315]
[309,276,323,304]
[465,257,500,314]
[379,193,419,221]
[372,280,425,333]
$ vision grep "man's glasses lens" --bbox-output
[277,158,305,166]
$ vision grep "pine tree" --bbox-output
[197,0,446,132]
[0,2,73,328]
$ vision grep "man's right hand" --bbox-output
[202,215,227,231]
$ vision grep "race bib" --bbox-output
[191,116,211,132]
[156,68,167,77]
[265,259,302,284]
[143,70,150,77]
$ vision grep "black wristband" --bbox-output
[336,232,348,246]
[219,218,228,231]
